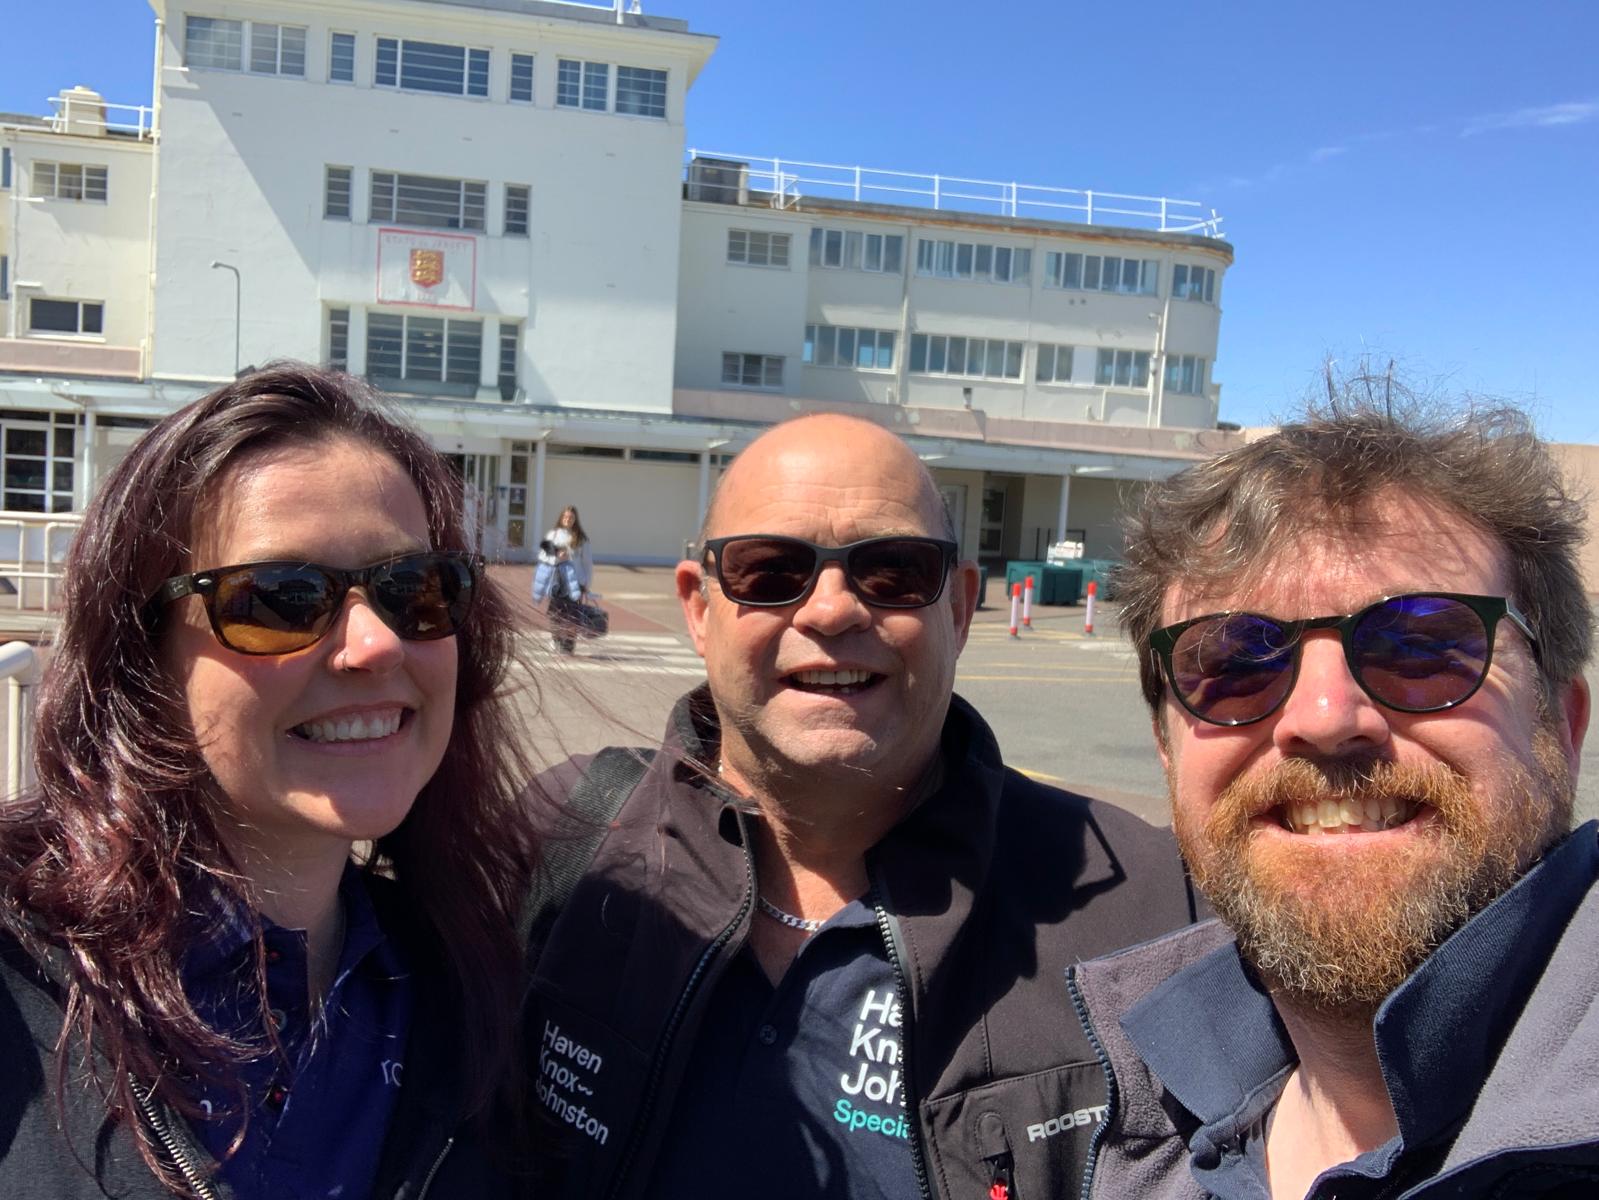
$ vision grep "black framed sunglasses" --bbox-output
[701,534,958,609]
[1149,592,1538,728]
[153,551,479,656]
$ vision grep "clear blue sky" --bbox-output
[7,1,1597,439]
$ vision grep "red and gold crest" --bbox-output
[409,249,445,288]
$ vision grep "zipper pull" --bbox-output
[987,1154,1015,1200]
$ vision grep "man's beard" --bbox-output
[1174,731,1573,1014]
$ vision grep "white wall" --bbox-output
[149,0,711,414]
[544,453,702,562]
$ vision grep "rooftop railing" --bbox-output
[47,95,155,140]
[685,151,1225,238]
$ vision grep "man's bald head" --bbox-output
[700,415,955,548]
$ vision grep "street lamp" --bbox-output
[210,260,240,376]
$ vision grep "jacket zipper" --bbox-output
[1066,967,1115,1200]
[871,879,933,1200]
[415,1135,455,1199]
[132,1082,220,1200]
[603,808,756,1200]
[986,1151,1017,1199]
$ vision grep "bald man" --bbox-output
[523,415,1202,1200]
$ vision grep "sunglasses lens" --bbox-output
[848,539,948,607]
[1169,613,1298,725]
[715,538,818,605]
[1352,595,1489,711]
[212,564,339,654]
[372,554,476,640]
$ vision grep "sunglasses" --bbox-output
[1149,592,1538,727]
[701,534,958,609]
[153,552,478,656]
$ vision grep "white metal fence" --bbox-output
[685,151,1225,238]
[0,512,81,611]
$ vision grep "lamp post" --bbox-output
[210,260,240,376]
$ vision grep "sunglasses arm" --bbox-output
[153,573,214,609]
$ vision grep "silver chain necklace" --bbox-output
[756,895,825,933]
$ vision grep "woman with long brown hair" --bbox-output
[0,364,537,1197]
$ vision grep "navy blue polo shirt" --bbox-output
[1119,821,1599,1200]
[182,865,414,1200]
[646,897,916,1199]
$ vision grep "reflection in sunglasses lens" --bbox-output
[719,540,816,605]
[1354,596,1487,711]
[1173,613,1297,725]
[851,540,944,605]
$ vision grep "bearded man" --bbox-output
[1067,400,1599,1199]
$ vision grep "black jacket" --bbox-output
[0,879,514,1199]
[525,686,1202,1200]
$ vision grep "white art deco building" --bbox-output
[0,0,1239,565]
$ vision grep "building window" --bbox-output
[556,59,609,110]
[509,53,534,102]
[330,32,356,83]
[1164,354,1208,395]
[249,23,306,76]
[721,352,783,389]
[498,322,519,400]
[184,16,244,69]
[1,255,8,301]
[727,229,789,268]
[1044,252,1158,296]
[29,298,103,336]
[30,162,108,202]
[504,184,530,236]
[1095,348,1152,388]
[803,324,896,371]
[370,171,486,231]
[615,66,667,118]
[2,414,77,513]
[1172,263,1216,303]
[1036,344,1075,384]
[909,334,1024,380]
[375,37,490,98]
[1,147,11,190]
[807,227,903,274]
[914,239,1031,284]
[324,165,351,219]
[327,307,350,370]
[366,312,482,386]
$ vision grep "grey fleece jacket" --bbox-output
[1068,822,1599,1200]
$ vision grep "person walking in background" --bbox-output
[0,364,538,1198]
[538,504,594,654]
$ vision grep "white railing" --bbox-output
[1,641,39,800]
[0,512,81,610]
[685,151,1225,238]
[48,95,155,140]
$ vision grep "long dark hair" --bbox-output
[556,505,588,548]
[0,363,538,1191]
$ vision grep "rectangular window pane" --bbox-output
[910,334,927,373]
[407,316,445,381]
[823,229,843,268]
[844,231,862,270]
[370,171,395,221]
[1,147,11,190]
[186,16,243,70]
[393,39,468,94]
[864,234,882,272]
[583,62,609,110]
[0,255,8,301]
[803,325,816,364]
[975,244,993,278]
[929,336,947,373]
[498,323,519,398]
[762,357,783,388]
[467,48,489,97]
[616,66,667,118]
[328,308,349,370]
[948,338,966,375]
[768,233,789,268]
[955,243,973,279]
[916,239,934,275]
[1173,264,1189,299]
[876,332,894,370]
[556,59,581,107]
[1036,345,1053,382]
[1096,349,1114,386]
[463,181,486,231]
[1083,256,1101,291]
[80,303,103,334]
[29,299,81,333]
[1005,342,1023,379]
[250,23,280,73]
[330,32,356,82]
[721,352,740,384]
[324,165,351,219]
[817,325,836,368]
[510,53,534,102]
[505,184,529,236]
[367,313,404,377]
[837,328,856,366]
[31,162,55,199]
[809,227,823,265]
[879,236,900,274]
[936,241,955,277]
[446,320,481,384]
[376,37,398,87]
[1013,249,1031,284]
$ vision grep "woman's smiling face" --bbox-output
[162,436,458,861]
